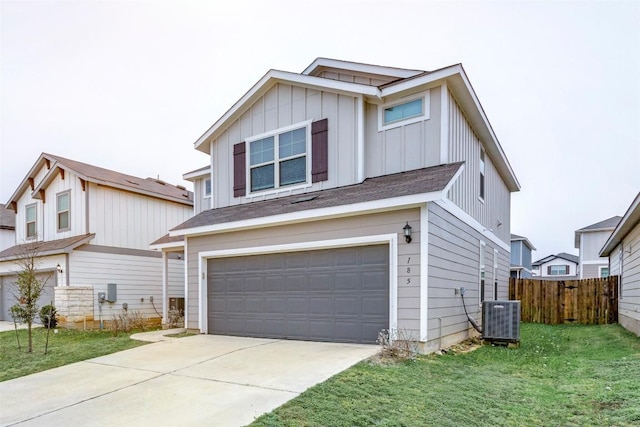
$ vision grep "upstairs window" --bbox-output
[378,91,430,131]
[57,191,70,232]
[548,265,569,275]
[384,99,422,124]
[204,178,212,198]
[479,149,486,201]
[249,125,308,193]
[26,204,37,239]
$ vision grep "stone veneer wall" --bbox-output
[54,286,95,329]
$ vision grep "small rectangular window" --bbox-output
[26,204,37,239]
[57,191,70,232]
[599,267,609,278]
[204,178,212,198]
[384,98,423,125]
[479,149,486,200]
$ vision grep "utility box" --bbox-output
[107,283,117,302]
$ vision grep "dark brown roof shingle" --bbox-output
[0,234,95,261]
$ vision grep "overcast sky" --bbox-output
[1,0,638,259]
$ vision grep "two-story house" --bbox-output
[154,58,520,353]
[575,216,621,279]
[0,153,193,327]
[0,204,15,251]
[600,192,640,336]
[532,253,579,279]
[510,234,536,278]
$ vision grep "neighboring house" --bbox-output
[0,204,16,251]
[183,166,212,213]
[600,192,640,337]
[0,153,193,327]
[153,57,521,353]
[532,253,579,279]
[510,234,536,278]
[575,216,621,279]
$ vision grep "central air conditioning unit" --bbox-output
[482,300,521,344]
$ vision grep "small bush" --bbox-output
[377,328,420,361]
[110,310,148,336]
[167,308,184,328]
[39,305,58,328]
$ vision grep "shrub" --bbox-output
[39,304,58,328]
[110,310,148,336]
[377,328,420,361]
[167,308,184,328]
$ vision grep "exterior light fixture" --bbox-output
[403,222,412,244]
[56,263,63,274]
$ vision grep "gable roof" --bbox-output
[574,215,621,248]
[0,204,15,230]
[0,233,95,261]
[183,165,210,181]
[510,233,536,250]
[170,162,463,236]
[6,153,193,210]
[600,192,640,257]
[533,252,579,266]
[193,57,520,193]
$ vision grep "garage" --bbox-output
[0,273,56,322]
[207,244,389,344]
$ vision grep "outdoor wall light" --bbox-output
[403,222,413,244]
[56,263,63,274]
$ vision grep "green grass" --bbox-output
[252,324,640,427]
[0,327,148,382]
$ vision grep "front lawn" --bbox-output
[0,327,148,382]
[252,324,640,426]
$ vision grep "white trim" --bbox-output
[162,251,168,325]
[182,166,209,180]
[479,240,486,306]
[493,248,499,300]
[302,58,423,79]
[203,178,212,199]
[440,82,449,164]
[581,260,609,265]
[197,234,399,335]
[172,190,445,238]
[149,241,185,251]
[598,265,610,278]
[443,163,464,195]
[377,91,430,132]
[434,198,510,251]
[357,94,365,182]
[183,239,189,329]
[420,204,429,341]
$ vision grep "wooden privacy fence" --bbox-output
[509,277,618,325]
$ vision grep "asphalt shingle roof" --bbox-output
[0,234,95,261]
[0,204,15,229]
[576,216,622,232]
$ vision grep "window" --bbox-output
[599,266,609,278]
[549,265,569,275]
[378,91,430,131]
[479,241,486,303]
[249,125,307,193]
[25,204,37,239]
[493,248,499,300]
[204,178,212,198]
[57,191,70,232]
[479,149,486,200]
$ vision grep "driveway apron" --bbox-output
[0,335,378,426]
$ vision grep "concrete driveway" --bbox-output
[0,333,378,427]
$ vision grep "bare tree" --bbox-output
[9,240,51,353]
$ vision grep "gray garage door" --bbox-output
[1,273,55,322]
[207,245,389,344]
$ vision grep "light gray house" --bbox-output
[0,204,16,251]
[532,253,579,279]
[575,216,621,279]
[153,58,520,352]
[0,153,193,327]
[510,234,535,278]
[600,192,640,336]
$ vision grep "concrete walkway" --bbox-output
[0,321,42,333]
[0,334,378,426]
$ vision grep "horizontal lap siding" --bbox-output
[186,209,421,336]
[427,202,509,341]
[620,224,640,333]
[69,250,184,320]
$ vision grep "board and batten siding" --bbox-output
[89,184,192,250]
[41,170,87,241]
[619,223,640,334]
[314,69,397,87]
[365,87,442,179]
[192,177,211,214]
[426,202,509,349]
[69,248,184,320]
[211,83,358,209]
[580,231,612,262]
[0,229,14,252]
[186,209,421,337]
[447,91,511,244]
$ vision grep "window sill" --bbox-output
[246,182,313,200]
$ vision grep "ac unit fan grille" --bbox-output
[482,300,520,342]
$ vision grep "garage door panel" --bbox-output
[208,245,389,344]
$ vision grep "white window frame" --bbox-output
[479,149,486,202]
[56,190,71,232]
[245,120,312,197]
[549,265,569,275]
[479,240,486,305]
[203,178,212,199]
[378,90,431,131]
[493,248,499,300]
[25,203,37,239]
[598,265,609,278]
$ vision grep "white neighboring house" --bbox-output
[600,192,640,337]
[575,216,621,279]
[0,153,193,327]
[0,204,16,251]
[532,253,579,280]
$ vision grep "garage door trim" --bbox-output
[198,234,398,335]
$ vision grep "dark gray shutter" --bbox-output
[547,266,552,275]
[311,119,328,183]
[233,142,246,197]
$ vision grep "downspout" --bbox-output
[357,95,365,183]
